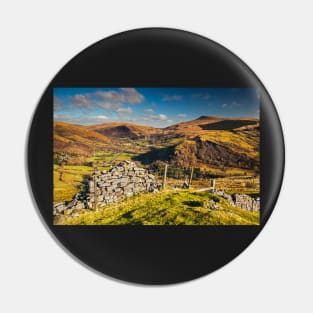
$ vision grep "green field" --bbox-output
[85,151,134,164]
[53,151,135,202]
[53,165,92,202]
[53,158,260,204]
[54,189,259,225]
[54,149,260,226]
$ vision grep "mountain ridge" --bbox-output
[87,121,162,139]
[54,121,111,156]
[54,116,259,174]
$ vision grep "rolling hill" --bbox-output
[54,121,111,156]
[164,115,259,137]
[134,116,259,172]
[54,116,260,174]
[87,122,161,139]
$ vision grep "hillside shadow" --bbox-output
[200,120,257,131]
[132,145,176,164]
[182,201,203,207]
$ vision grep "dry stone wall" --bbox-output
[53,160,260,217]
[232,193,260,211]
[54,161,161,216]
[213,190,260,212]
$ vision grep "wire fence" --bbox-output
[147,164,259,192]
[55,151,259,193]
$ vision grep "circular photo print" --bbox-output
[28,28,284,284]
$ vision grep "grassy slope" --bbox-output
[53,152,135,202]
[170,125,259,175]
[54,190,259,225]
[200,129,259,159]
[53,165,92,202]
[53,117,260,204]
[87,122,161,138]
[54,121,111,156]
[164,116,258,137]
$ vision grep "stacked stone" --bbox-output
[212,190,260,212]
[53,161,160,216]
[87,161,159,207]
[232,193,260,212]
[213,190,235,206]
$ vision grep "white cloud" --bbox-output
[98,102,122,110]
[68,88,144,113]
[69,94,93,109]
[97,115,109,120]
[177,113,187,118]
[162,95,183,101]
[144,108,154,113]
[119,88,144,103]
[116,107,133,115]
[103,114,175,128]
[54,114,110,125]
[53,96,62,112]
[96,88,144,104]
[96,90,124,103]
[151,113,168,121]
[222,101,242,108]
[135,113,171,126]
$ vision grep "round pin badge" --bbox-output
[27,28,284,284]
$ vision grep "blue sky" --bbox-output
[54,87,260,127]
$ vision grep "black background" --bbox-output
[27,28,284,284]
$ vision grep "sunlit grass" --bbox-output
[54,190,259,226]
[200,130,259,159]
[53,165,93,202]
[54,151,135,202]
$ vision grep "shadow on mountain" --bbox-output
[97,125,138,139]
[132,145,176,164]
[200,120,257,131]
[182,201,203,207]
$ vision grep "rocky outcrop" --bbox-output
[232,193,260,212]
[54,161,161,216]
[213,190,260,212]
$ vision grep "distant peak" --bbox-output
[196,115,218,120]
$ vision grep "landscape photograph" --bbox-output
[53,87,260,225]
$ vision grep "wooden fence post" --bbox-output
[188,167,194,188]
[162,163,168,190]
[93,171,97,210]
[59,162,64,181]
[93,146,97,210]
